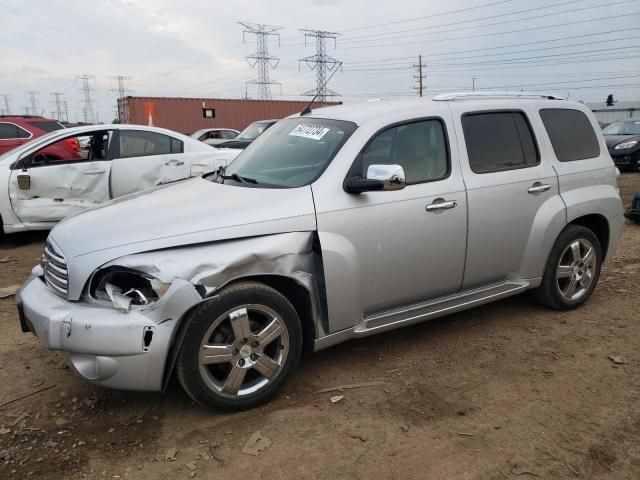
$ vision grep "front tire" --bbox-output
[176,281,302,410]
[535,225,602,310]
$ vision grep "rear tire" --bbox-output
[176,281,302,411]
[535,225,602,310]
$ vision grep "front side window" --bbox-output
[29,131,111,165]
[119,130,174,158]
[237,122,273,140]
[540,109,600,162]
[222,118,356,188]
[0,122,30,139]
[462,111,539,173]
[359,119,449,184]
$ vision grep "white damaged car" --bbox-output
[0,124,241,234]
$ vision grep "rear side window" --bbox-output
[539,109,600,162]
[462,111,539,173]
[119,130,175,158]
[170,138,183,153]
[28,121,64,133]
[0,122,30,139]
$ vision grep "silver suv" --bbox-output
[17,93,624,410]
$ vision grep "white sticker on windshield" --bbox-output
[289,124,330,140]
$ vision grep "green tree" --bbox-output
[606,94,615,106]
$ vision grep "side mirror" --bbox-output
[17,174,31,190]
[344,164,406,194]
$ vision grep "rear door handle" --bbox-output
[426,199,457,212]
[527,183,551,194]
[84,169,106,175]
[165,159,185,166]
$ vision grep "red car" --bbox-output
[0,116,80,159]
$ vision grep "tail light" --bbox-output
[64,137,80,152]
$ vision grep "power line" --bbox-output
[239,22,283,99]
[339,0,517,33]
[298,29,342,101]
[336,11,640,50]
[341,0,588,43]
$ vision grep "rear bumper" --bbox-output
[16,271,203,391]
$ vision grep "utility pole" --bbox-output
[0,95,11,115]
[50,92,64,120]
[472,77,477,92]
[239,22,282,100]
[413,55,425,97]
[110,75,132,123]
[26,90,38,116]
[298,29,341,101]
[75,75,96,123]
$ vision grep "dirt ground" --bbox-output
[1,173,639,480]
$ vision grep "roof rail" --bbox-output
[432,91,564,101]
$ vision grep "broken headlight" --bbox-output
[90,268,170,311]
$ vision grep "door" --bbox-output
[110,129,190,197]
[314,117,468,332]
[453,107,560,289]
[8,131,113,224]
[0,122,31,154]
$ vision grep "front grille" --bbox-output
[42,240,68,298]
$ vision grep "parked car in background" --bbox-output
[16,93,623,410]
[191,128,239,146]
[0,124,237,234]
[0,115,69,155]
[602,118,640,172]
[215,119,277,150]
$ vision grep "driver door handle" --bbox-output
[426,199,457,212]
[527,183,551,194]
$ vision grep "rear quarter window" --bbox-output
[539,109,600,162]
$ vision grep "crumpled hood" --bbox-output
[604,134,640,149]
[49,176,317,299]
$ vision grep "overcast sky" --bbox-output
[0,0,638,123]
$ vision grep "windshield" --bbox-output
[236,122,273,140]
[222,117,357,188]
[603,120,640,135]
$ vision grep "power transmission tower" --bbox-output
[75,75,96,123]
[50,92,64,120]
[472,77,477,92]
[0,95,11,115]
[26,90,39,116]
[239,22,282,100]
[298,30,341,101]
[413,55,426,97]
[110,75,132,123]
[62,101,69,123]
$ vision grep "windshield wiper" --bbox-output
[220,173,258,185]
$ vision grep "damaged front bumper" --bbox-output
[16,268,203,391]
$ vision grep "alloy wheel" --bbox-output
[198,304,289,398]
[556,238,597,302]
